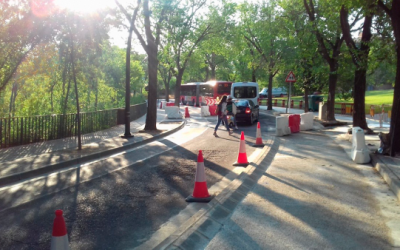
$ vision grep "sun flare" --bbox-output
[54,0,112,13]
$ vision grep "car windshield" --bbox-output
[236,100,249,107]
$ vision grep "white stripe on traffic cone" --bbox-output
[233,131,249,166]
[253,122,264,147]
[186,150,212,202]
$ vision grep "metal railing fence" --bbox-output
[0,109,118,148]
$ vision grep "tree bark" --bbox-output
[352,69,368,129]
[391,50,400,155]
[145,47,158,130]
[326,67,338,121]
[70,37,82,150]
[123,28,133,137]
[304,0,343,122]
[174,69,184,106]
[267,73,273,110]
[387,1,400,156]
[304,88,309,112]
[340,5,372,131]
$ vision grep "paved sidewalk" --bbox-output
[152,107,400,249]
[260,106,399,201]
[0,108,185,186]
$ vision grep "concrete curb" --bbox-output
[370,154,400,202]
[144,137,278,250]
[0,121,186,187]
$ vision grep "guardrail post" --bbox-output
[290,100,294,108]
[281,100,285,107]
[299,100,303,109]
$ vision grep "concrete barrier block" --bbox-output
[201,106,210,117]
[161,101,167,110]
[276,116,291,137]
[165,106,182,119]
[351,127,371,164]
[300,113,314,131]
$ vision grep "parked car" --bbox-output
[259,87,287,97]
[234,99,259,125]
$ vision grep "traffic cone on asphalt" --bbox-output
[51,210,69,250]
[233,131,249,166]
[185,107,190,118]
[186,150,212,202]
[253,122,264,147]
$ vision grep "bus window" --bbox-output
[217,82,231,94]
[181,86,196,96]
[200,85,213,97]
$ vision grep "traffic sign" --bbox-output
[285,71,296,82]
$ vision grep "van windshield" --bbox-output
[233,86,257,99]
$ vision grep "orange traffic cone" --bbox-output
[253,122,264,147]
[186,150,212,202]
[51,210,69,250]
[233,131,249,166]
[185,107,190,118]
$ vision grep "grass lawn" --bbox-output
[278,89,394,105]
[271,89,394,113]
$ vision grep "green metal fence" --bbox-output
[0,102,147,148]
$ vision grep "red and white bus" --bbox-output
[180,81,233,106]
[179,82,202,106]
[199,81,233,105]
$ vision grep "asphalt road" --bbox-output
[0,112,275,249]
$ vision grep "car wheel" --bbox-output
[255,111,259,122]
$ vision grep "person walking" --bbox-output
[214,95,233,137]
[226,95,238,130]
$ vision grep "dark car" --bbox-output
[234,99,259,125]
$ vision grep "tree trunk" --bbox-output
[352,69,369,130]
[390,40,400,156]
[389,1,400,156]
[174,69,184,106]
[326,65,338,121]
[144,47,158,130]
[165,71,171,102]
[304,88,309,112]
[95,80,98,111]
[267,73,273,110]
[211,53,216,79]
[123,29,133,137]
[204,61,209,81]
[70,39,82,150]
[252,69,256,82]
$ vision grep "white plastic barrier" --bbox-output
[165,106,182,119]
[276,116,291,136]
[161,101,167,110]
[201,106,210,117]
[300,112,314,131]
[351,127,371,164]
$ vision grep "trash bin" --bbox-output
[308,95,323,111]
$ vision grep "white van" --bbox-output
[231,82,260,105]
